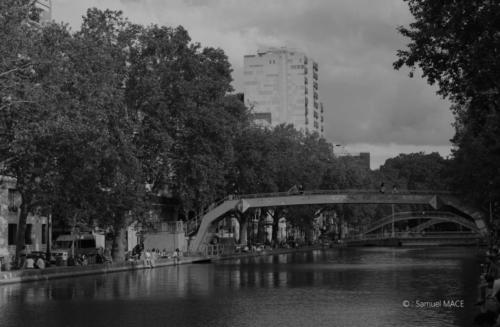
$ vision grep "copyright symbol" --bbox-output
[402,300,410,308]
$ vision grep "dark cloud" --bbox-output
[218,1,453,147]
[54,0,454,166]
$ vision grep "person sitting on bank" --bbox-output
[25,256,35,269]
[150,248,156,268]
[36,257,45,269]
[145,249,151,267]
[173,248,180,264]
[81,254,88,266]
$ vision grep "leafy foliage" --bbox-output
[395,0,500,215]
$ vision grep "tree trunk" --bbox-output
[256,209,267,243]
[271,208,282,243]
[305,225,314,244]
[15,196,30,268]
[111,213,131,262]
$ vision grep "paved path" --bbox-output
[0,256,206,285]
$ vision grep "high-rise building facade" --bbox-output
[28,0,52,26]
[36,0,52,24]
[243,47,325,136]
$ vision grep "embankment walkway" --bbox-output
[0,256,206,286]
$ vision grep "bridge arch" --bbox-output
[362,211,481,235]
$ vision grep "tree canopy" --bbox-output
[395,0,500,215]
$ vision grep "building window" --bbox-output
[8,189,17,212]
[25,224,32,245]
[313,82,318,90]
[314,102,319,109]
[251,112,272,124]
[313,62,318,71]
[42,224,46,244]
[8,224,17,245]
[304,77,308,85]
[313,72,318,80]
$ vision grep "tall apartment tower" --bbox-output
[36,0,52,23]
[243,47,325,136]
[29,0,52,25]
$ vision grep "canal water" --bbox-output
[0,247,481,327]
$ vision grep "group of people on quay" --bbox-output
[128,245,181,268]
[10,245,182,271]
[475,240,500,326]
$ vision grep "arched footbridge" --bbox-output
[362,211,481,235]
[185,190,488,253]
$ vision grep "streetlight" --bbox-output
[391,203,395,238]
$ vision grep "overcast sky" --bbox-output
[52,0,454,169]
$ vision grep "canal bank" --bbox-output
[0,256,206,285]
[0,245,331,285]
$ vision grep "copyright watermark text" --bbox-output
[402,299,464,309]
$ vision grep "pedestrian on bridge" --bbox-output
[392,184,399,193]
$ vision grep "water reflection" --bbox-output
[0,247,480,327]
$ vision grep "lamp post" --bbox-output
[391,204,395,238]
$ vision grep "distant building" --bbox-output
[243,47,325,136]
[35,0,52,24]
[336,152,371,170]
[27,0,52,26]
[0,176,50,268]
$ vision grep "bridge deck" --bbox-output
[188,190,451,253]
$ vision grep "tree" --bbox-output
[71,9,145,261]
[379,152,451,190]
[126,25,243,219]
[394,0,500,213]
[0,1,79,265]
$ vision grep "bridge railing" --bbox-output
[233,189,455,199]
